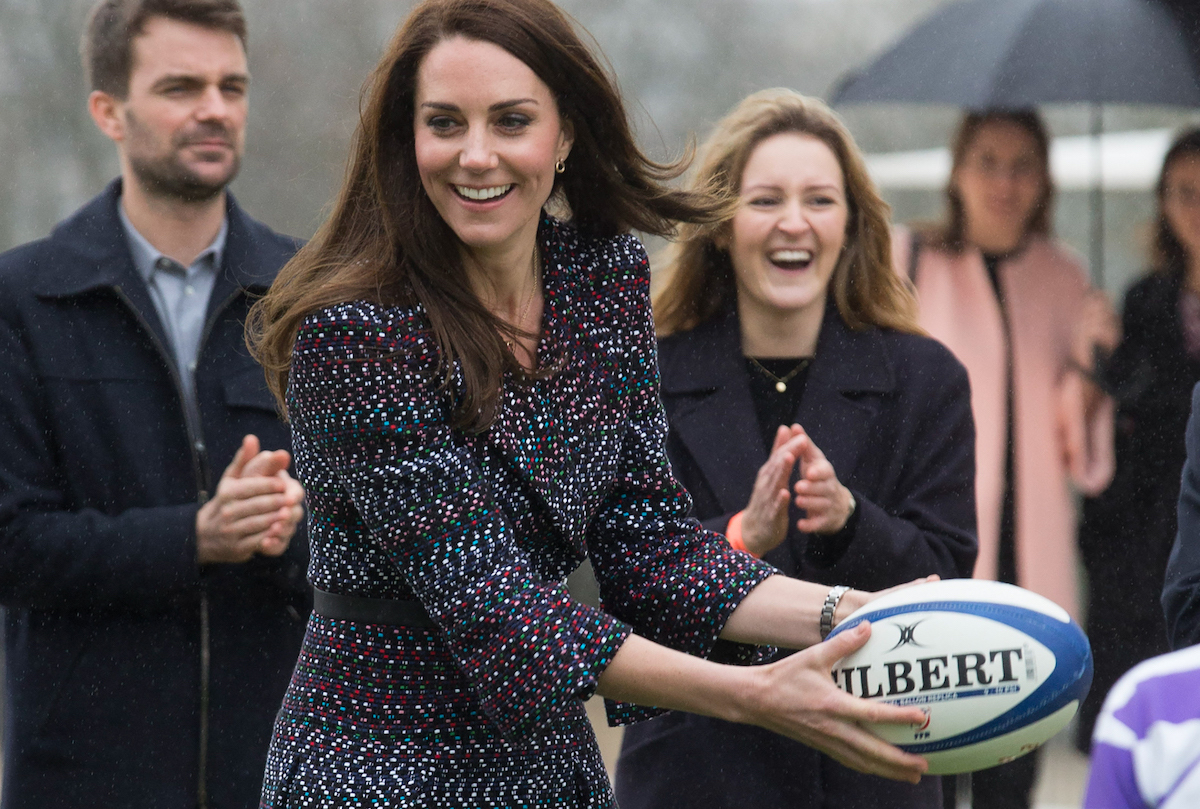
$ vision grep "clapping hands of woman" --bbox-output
[739,424,855,556]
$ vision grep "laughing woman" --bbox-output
[613,90,977,809]
[247,2,933,807]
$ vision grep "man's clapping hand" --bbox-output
[196,434,305,565]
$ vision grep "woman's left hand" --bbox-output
[792,429,855,534]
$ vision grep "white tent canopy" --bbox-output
[864,128,1174,191]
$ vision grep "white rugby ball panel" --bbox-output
[853,579,1072,623]
[917,702,1080,775]
[825,580,1092,774]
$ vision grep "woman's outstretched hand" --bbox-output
[747,620,929,783]
[598,621,930,784]
[740,425,808,556]
[602,577,942,783]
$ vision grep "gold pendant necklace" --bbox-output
[503,250,541,354]
[748,356,811,393]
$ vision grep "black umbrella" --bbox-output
[831,0,1200,284]
[1160,0,1200,81]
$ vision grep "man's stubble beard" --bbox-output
[125,111,241,204]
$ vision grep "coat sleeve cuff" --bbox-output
[129,502,205,593]
[602,544,777,727]
[804,487,866,567]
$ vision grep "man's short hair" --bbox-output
[82,0,248,98]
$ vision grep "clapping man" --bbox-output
[0,1,309,806]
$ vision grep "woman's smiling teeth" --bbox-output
[454,184,513,201]
[768,248,814,270]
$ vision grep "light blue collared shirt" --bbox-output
[118,202,226,442]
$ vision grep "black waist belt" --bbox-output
[312,588,435,627]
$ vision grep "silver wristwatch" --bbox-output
[820,585,851,640]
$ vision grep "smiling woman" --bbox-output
[720,132,850,353]
[412,35,573,366]
[247,4,943,808]
[414,38,572,265]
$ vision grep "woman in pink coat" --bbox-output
[895,109,1117,809]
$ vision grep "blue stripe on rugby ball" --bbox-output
[827,600,1093,754]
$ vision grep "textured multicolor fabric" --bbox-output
[260,216,776,808]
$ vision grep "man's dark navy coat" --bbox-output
[615,308,978,809]
[0,181,310,808]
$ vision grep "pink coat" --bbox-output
[895,230,1114,620]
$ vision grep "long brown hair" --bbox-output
[1153,128,1200,270]
[248,0,722,431]
[924,109,1053,253]
[654,88,921,338]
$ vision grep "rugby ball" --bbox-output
[825,579,1092,775]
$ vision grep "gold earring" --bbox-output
[555,159,566,174]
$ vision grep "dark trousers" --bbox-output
[942,750,1039,809]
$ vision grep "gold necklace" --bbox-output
[504,252,541,353]
[747,356,811,393]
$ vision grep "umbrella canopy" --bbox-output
[832,0,1200,108]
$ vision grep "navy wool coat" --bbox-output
[0,181,310,809]
[615,307,978,809]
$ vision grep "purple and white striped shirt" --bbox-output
[1084,644,1200,808]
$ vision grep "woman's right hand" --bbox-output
[746,620,930,783]
[740,424,807,556]
[603,582,931,784]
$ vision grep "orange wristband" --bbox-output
[725,511,757,557]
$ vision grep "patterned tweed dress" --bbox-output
[259,216,775,808]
